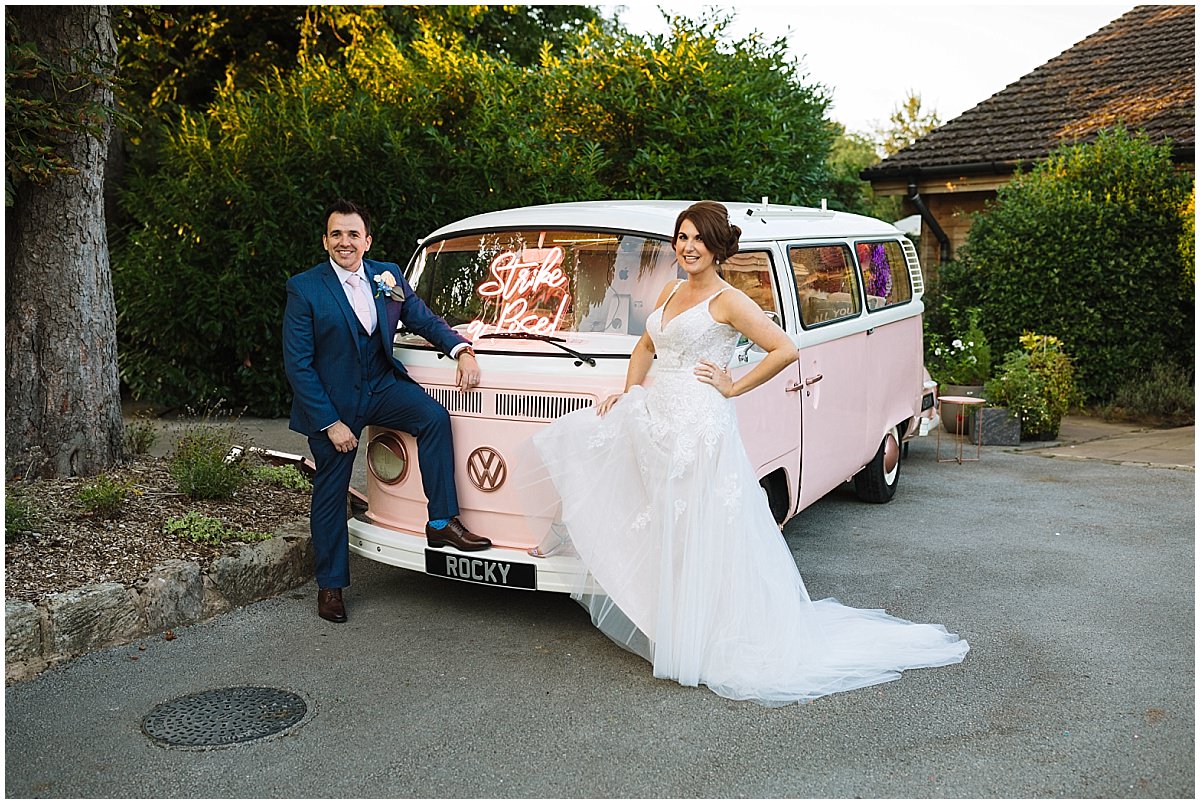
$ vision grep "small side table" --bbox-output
[937,395,985,463]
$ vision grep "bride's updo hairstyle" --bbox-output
[674,200,742,264]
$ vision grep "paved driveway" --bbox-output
[4,436,1194,798]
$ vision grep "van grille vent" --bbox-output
[495,393,593,421]
[901,239,924,294]
[425,387,483,414]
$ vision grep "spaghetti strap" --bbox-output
[658,282,733,330]
[705,286,731,304]
[662,280,686,307]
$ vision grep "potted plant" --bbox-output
[984,333,1079,440]
[927,308,992,433]
[1021,333,1079,438]
[981,355,1043,445]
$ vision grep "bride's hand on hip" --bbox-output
[596,392,625,417]
[695,360,734,397]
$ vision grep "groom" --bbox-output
[283,198,491,623]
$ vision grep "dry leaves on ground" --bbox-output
[4,455,311,604]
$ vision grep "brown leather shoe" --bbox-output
[426,517,491,551]
[317,588,347,623]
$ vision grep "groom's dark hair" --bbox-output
[324,198,372,236]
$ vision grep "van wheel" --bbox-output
[853,426,901,503]
[759,470,789,526]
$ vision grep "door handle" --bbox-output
[786,381,802,393]
[804,373,823,386]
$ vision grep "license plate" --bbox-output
[424,549,536,590]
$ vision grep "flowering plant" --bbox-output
[1019,332,1078,430]
[927,308,992,386]
[985,333,1078,439]
[373,271,402,300]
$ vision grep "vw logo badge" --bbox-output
[467,447,507,492]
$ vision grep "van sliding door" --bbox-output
[790,243,874,507]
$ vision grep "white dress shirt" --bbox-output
[329,260,469,358]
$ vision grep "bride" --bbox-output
[529,201,969,706]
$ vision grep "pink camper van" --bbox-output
[348,200,939,592]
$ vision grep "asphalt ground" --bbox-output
[4,421,1195,798]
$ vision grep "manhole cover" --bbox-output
[142,687,309,749]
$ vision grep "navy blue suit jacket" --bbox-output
[283,258,467,437]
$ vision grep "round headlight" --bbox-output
[367,432,408,484]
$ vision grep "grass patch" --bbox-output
[163,511,274,546]
[250,463,312,492]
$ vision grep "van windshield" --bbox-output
[404,230,680,340]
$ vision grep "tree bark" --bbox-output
[5,6,124,479]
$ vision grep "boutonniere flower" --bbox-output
[372,271,402,300]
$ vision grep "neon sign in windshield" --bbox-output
[405,231,679,341]
[466,246,571,339]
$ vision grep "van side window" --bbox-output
[722,250,780,317]
[855,240,912,310]
[790,245,861,328]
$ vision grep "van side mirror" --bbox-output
[734,310,782,363]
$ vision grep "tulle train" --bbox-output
[528,385,969,707]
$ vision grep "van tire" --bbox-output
[853,426,901,503]
[759,470,790,526]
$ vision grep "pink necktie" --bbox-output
[347,273,374,334]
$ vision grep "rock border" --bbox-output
[4,521,313,684]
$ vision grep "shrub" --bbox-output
[927,307,992,386]
[77,475,137,518]
[985,333,1080,439]
[169,425,249,500]
[5,490,41,540]
[1021,333,1080,427]
[164,511,273,545]
[947,127,1193,402]
[1106,361,1195,425]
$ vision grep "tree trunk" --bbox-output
[5,6,124,479]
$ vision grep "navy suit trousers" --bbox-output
[307,379,457,589]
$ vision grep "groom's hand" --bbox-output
[456,351,481,392]
[327,421,358,452]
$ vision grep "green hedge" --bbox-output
[954,127,1193,403]
[113,18,833,415]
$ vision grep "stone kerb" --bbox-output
[4,523,313,684]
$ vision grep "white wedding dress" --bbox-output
[530,285,969,706]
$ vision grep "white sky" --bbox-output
[601,1,1141,135]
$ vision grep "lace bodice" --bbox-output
[633,284,743,478]
[645,284,741,374]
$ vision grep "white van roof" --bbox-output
[421,200,902,244]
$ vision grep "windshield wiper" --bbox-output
[477,332,597,366]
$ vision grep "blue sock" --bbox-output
[428,518,450,530]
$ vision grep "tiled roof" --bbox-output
[862,5,1195,180]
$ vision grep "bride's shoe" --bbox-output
[528,523,570,558]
